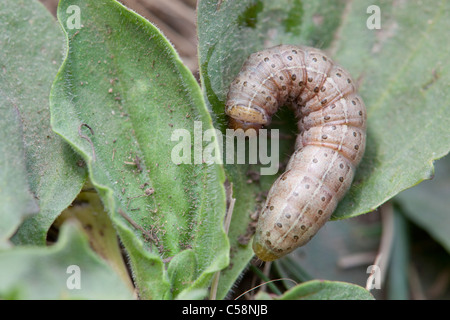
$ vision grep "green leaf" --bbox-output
[0,222,133,299]
[395,155,450,253]
[198,0,450,296]
[331,0,450,219]
[51,0,228,299]
[264,280,374,300]
[168,249,199,298]
[54,185,135,291]
[0,0,87,245]
[0,105,39,243]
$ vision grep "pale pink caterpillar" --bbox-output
[225,45,366,261]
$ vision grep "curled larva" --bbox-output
[225,45,367,261]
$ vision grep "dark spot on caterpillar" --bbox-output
[313,158,318,163]
[354,145,359,150]
[339,177,344,182]
[266,231,271,236]
[292,74,297,81]
[305,184,310,189]
[321,99,328,105]
[276,222,283,228]
[353,131,357,137]
[321,196,326,201]
[336,72,342,77]
[322,134,328,139]
[269,206,274,210]
[287,56,293,60]
[318,210,323,215]
[340,163,344,169]
[307,77,313,82]
[312,57,317,62]
[285,213,291,219]
[301,225,306,230]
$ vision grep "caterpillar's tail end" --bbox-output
[252,241,279,262]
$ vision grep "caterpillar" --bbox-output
[225,45,366,261]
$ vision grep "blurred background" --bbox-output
[39,0,199,73]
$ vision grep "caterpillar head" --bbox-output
[225,102,268,133]
[227,117,263,132]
